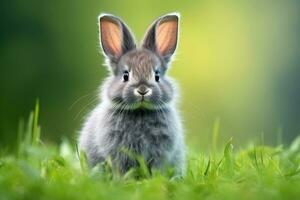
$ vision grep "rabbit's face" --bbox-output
[107,49,174,109]
[99,13,179,110]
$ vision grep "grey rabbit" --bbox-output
[79,13,186,176]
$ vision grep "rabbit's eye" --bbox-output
[123,71,129,82]
[155,71,160,82]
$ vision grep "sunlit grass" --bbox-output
[0,104,300,200]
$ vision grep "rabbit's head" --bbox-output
[99,13,179,110]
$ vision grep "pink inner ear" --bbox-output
[156,18,178,56]
[100,19,122,57]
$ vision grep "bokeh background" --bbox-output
[1,0,300,152]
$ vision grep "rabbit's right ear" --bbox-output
[99,14,136,64]
[142,13,179,64]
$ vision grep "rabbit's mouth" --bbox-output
[111,96,164,110]
[131,100,155,110]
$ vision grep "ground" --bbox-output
[0,105,299,200]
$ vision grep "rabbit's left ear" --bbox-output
[99,14,136,64]
[142,13,179,63]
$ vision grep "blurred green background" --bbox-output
[1,0,300,151]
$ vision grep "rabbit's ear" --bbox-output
[99,14,136,63]
[142,13,179,63]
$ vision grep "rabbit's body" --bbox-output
[80,99,184,174]
[79,13,186,175]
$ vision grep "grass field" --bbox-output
[0,104,300,200]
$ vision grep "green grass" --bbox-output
[0,104,300,200]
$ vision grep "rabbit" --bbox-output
[79,13,186,176]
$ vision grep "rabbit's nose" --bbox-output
[134,85,152,96]
[138,90,148,95]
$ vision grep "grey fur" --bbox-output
[79,13,185,176]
